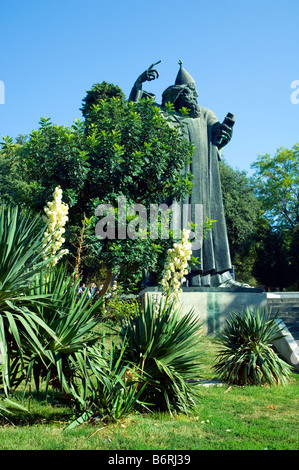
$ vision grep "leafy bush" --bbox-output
[213,307,293,386]
[103,283,138,324]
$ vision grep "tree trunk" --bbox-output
[98,271,114,297]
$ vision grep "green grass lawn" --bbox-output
[0,337,298,451]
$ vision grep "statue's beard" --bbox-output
[173,96,201,118]
[189,103,201,118]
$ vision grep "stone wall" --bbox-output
[138,287,267,335]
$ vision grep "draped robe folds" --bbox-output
[174,107,232,287]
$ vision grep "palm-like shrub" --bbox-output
[26,265,104,398]
[66,341,147,428]
[0,205,58,394]
[118,296,203,414]
[1,204,143,423]
[213,307,293,386]
[0,205,105,405]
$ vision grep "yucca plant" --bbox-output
[66,340,148,429]
[213,307,293,386]
[117,296,203,415]
[0,205,59,395]
[25,264,105,399]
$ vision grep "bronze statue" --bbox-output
[129,61,246,288]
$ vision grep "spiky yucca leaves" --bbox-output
[0,206,47,292]
[0,397,29,423]
[26,265,104,398]
[0,205,59,395]
[66,341,147,429]
[118,296,203,415]
[213,307,293,386]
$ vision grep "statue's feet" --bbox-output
[218,279,251,288]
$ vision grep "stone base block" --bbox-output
[138,287,267,335]
[273,320,299,372]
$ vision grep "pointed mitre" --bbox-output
[175,60,195,86]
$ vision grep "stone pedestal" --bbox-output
[138,286,267,335]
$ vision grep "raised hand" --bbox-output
[136,60,161,84]
[129,61,161,102]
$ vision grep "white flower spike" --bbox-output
[42,186,69,267]
[160,228,192,309]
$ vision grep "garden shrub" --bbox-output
[213,307,293,386]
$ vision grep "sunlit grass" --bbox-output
[0,337,298,450]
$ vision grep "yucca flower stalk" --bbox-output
[42,186,69,267]
[160,228,192,309]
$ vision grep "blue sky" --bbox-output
[0,0,298,174]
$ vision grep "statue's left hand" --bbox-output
[213,123,233,149]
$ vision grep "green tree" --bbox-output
[290,225,299,289]
[251,144,299,289]
[19,117,89,221]
[84,96,193,206]
[252,223,296,290]
[15,87,194,292]
[251,143,299,229]
[219,160,260,283]
[83,96,194,291]
[4,120,92,284]
[81,81,125,126]
[0,136,32,206]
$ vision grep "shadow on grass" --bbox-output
[0,389,74,427]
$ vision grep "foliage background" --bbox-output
[0,82,298,291]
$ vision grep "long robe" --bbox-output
[175,107,232,286]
